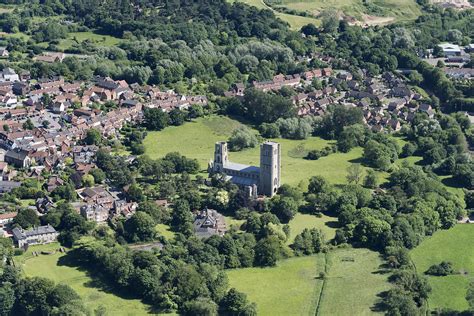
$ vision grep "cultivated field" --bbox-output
[227,247,389,316]
[411,225,474,311]
[14,243,156,316]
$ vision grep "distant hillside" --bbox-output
[233,0,422,28]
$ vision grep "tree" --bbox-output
[22,118,34,130]
[143,108,169,131]
[84,128,102,145]
[363,169,378,189]
[228,126,258,151]
[169,108,186,126]
[0,283,14,316]
[124,211,156,242]
[13,208,40,229]
[89,168,106,184]
[320,10,339,34]
[425,261,454,276]
[81,174,95,187]
[270,196,298,223]
[408,70,423,85]
[254,235,287,266]
[220,288,257,316]
[183,297,218,316]
[346,163,363,185]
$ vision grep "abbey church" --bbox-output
[209,141,281,198]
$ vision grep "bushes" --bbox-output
[425,261,455,276]
[305,145,337,160]
[228,126,259,151]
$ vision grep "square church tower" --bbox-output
[259,141,281,197]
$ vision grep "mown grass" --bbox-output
[14,243,157,315]
[411,225,474,311]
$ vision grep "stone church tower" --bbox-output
[212,141,228,173]
[259,141,281,197]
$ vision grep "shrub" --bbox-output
[425,261,455,276]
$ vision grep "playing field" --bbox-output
[227,247,389,316]
[143,116,385,188]
[411,225,474,311]
[14,243,157,316]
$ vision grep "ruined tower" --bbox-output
[212,141,228,173]
[259,141,281,197]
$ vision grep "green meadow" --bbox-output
[14,243,156,316]
[411,225,474,311]
[143,115,387,188]
[227,247,389,316]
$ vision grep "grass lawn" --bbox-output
[227,255,325,315]
[143,115,386,188]
[287,212,338,244]
[15,243,157,315]
[411,225,474,311]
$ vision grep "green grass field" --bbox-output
[318,248,389,315]
[15,243,156,315]
[411,225,474,311]
[227,255,325,315]
[230,0,320,29]
[56,31,122,50]
[143,116,387,188]
[227,247,388,316]
[287,212,338,244]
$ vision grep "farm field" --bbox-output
[411,225,474,311]
[14,243,156,316]
[143,115,387,188]
[227,247,389,316]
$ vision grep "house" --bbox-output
[438,43,461,57]
[0,212,16,226]
[12,82,30,96]
[12,225,59,248]
[193,208,227,238]
[34,52,66,63]
[4,148,31,168]
[0,181,21,193]
[0,67,19,82]
[0,47,9,58]
[80,204,109,223]
[36,196,54,214]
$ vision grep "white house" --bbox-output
[438,43,461,57]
